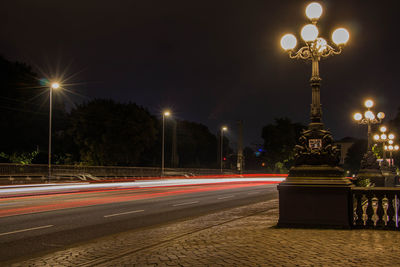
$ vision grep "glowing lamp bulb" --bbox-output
[332,28,350,45]
[381,134,387,140]
[373,134,380,141]
[301,24,319,42]
[222,126,228,131]
[364,99,374,108]
[51,82,60,89]
[306,2,323,20]
[395,145,399,150]
[389,133,395,140]
[389,145,394,150]
[164,111,171,116]
[380,126,387,133]
[280,34,297,50]
[389,140,394,145]
[353,113,362,121]
[365,111,375,120]
[377,112,385,119]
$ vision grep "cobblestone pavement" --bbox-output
[8,199,400,267]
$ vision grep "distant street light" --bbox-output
[353,99,385,151]
[161,110,171,177]
[373,126,394,166]
[385,144,400,167]
[48,82,60,181]
[220,126,228,173]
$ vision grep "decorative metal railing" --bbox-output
[352,188,400,229]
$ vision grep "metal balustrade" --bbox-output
[352,188,400,229]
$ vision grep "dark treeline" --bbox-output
[0,56,221,168]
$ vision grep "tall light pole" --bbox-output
[373,127,394,166]
[48,82,60,181]
[220,126,227,173]
[161,110,170,177]
[277,2,353,228]
[354,99,385,151]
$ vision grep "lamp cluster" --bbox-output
[353,99,385,125]
[280,2,349,60]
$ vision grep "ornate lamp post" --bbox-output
[277,2,353,228]
[352,99,386,186]
[48,82,61,181]
[281,2,349,131]
[280,2,349,168]
[354,99,385,151]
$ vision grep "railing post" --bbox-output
[365,191,375,228]
[387,192,396,229]
[376,193,385,228]
[354,191,364,227]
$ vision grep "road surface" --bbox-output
[0,178,280,262]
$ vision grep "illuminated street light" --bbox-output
[280,1,349,131]
[373,126,395,167]
[48,81,61,181]
[353,99,384,151]
[385,142,399,167]
[220,126,228,173]
[161,110,171,177]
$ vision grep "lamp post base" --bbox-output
[278,125,353,228]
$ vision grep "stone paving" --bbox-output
[7,199,400,267]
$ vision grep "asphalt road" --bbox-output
[0,180,278,262]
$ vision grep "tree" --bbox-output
[174,120,218,168]
[343,138,367,174]
[261,118,306,172]
[0,56,51,162]
[67,99,158,166]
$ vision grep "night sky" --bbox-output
[1,0,399,147]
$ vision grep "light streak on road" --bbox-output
[0,178,284,198]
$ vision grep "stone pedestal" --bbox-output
[278,165,353,228]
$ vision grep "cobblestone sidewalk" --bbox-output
[8,199,400,266]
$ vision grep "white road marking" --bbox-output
[104,210,144,218]
[218,195,234,200]
[172,201,199,207]
[0,225,54,237]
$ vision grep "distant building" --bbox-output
[334,137,356,165]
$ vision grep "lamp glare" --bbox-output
[364,99,374,108]
[353,113,362,121]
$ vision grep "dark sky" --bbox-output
[1,0,399,147]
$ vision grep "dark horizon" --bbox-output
[1,0,399,147]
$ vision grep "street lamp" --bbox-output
[220,126,228,173]
[353,99,385,151]
[48,82,60,181]
[161,110,171,177]
[374,127,395,166]
[385,144,399,167]
[281,2,349,130]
